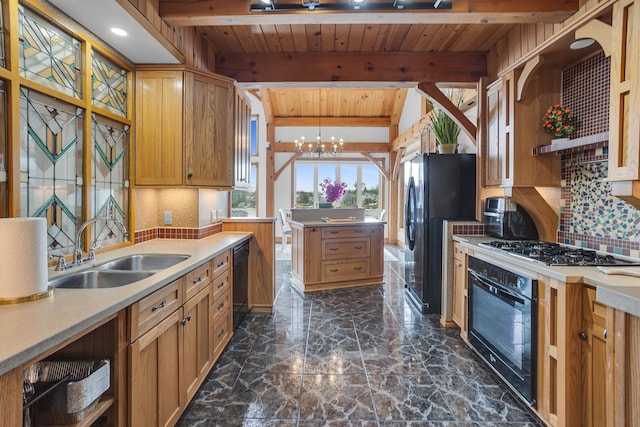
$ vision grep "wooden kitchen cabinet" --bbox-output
[135,66,237,188]
[234,88,251,189]
[483,69,561,188]
[211,250,233,360]
[608,0,640,192]
[290,223,384,293]
[452,242,468,340]
[581,286,607,427]
[182,285,213,402]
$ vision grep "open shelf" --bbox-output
[44,396,113,427]
[532,132,609,155]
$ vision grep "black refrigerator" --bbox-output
[404,153,476,314]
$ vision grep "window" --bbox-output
[250,116,258,155]
[294,161,383,219]
[231,163,258,217]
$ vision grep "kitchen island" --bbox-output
[288,208,385,293]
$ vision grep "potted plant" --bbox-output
[542,103,574,143]
[430,104,461,154]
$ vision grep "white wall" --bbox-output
[398,88,423,135]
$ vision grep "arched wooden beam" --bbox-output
[416,83,476,145]
[391,148,404,181]
[274,153,302,180]
[575,19,612,58]
[517,55,544,101]
[360,152,390,181]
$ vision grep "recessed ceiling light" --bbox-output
[110,27,128,37]
[570,38,595,50]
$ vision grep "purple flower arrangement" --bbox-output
[320,178,347,203]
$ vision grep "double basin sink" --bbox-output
[48,254,191,289]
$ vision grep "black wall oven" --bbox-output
[467,256,538,407]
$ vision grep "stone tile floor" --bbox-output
[178,245,543,426]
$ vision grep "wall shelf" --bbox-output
[532,132,609,155]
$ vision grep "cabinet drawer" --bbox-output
[321,259,370,282]
[212,268,231,300]
[185,261,213,302]
[213,287,231,321]
[321,238,370,260]
[321,226,370,239]
[212,309,232,358]
[130,278,182,341]
[212,250,231,278]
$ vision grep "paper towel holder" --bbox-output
[0,287,53,305]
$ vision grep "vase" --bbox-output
[437,144,456,154]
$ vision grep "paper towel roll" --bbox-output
[0,218,49,299]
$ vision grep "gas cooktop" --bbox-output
[479,240,640,266]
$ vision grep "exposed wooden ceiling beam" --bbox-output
[361,152,390,181]
[216,52,486,84]
[390,89,407,126]
[260,88,274,123]
[416,82,477,144]
[273,117,391,127]
[159,0,578,26]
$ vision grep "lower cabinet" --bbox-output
[129,308,184,427]
[452,242,468,340]
[129,256,233,427]
[581,286,607,427]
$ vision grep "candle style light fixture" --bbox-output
[295,89,344,158]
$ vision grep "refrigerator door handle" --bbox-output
[406,176,417,250]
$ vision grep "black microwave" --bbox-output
[483,197,538,240]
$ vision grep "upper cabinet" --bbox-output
[608,0,640,183]
[483,69,562,188]
[135,66,247,189]
[234,89,251,189]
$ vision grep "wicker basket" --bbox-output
[33,359,110,425]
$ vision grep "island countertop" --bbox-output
[289,218,385,227]
[0,232,251,376]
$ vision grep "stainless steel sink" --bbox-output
[49,270,155,289]
[99,254,190,271]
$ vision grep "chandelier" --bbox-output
[295,89,344,158]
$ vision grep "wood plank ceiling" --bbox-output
[158,0,579,129]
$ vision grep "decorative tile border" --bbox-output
[134,222,222,244]
[452,222,485,235]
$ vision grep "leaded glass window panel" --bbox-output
[92,52,127,117]
[91,114,129,248]
[18,5,82,98]
[0,5,6,68]
[20,88,84,254]
[0,80,6,218]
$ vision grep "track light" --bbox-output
[260,0,276,9]
[302,0,320,10]
[349,0,367,9]
[393,0,406,9]
[434,0,443,8]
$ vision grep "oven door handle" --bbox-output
[468,270,526,305]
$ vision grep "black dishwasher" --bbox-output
[233,241,250,330]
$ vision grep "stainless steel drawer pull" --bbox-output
[355,230,363,233]
[354,267,363,271]
[217,302,224,309]
[180,314,192,325]
[217,261,225,267]
[603,329,608,340]
[329,231,338,234]
[217,281,225,289]
[193,276,203,284]
[330,269,339,273]
[151,299,167,311]
[354,246,363,249]
[329,248,339,251]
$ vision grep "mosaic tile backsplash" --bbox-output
[559,149,640,257]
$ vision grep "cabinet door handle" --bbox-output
[354,267,363,271]
[330,269,339,273]
[329,248,339,251]
[193,276,203,284]
[603,329,607,340]
[217,329,225,338]
[151,299,167,311]
[217,261,225,267]
[217,281,225,289]
[579,332,588,341]
[180,314,192,326]
[354,246,363,250]
[187,173,193,179]
[329,231,338,235]
[218,302,225,309]
[355,230,363,233]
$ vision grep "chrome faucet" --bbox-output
[73,216,128,265]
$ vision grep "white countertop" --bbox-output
[0,232,251,376]
[454,235,640,318]
[289,218,385,227]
